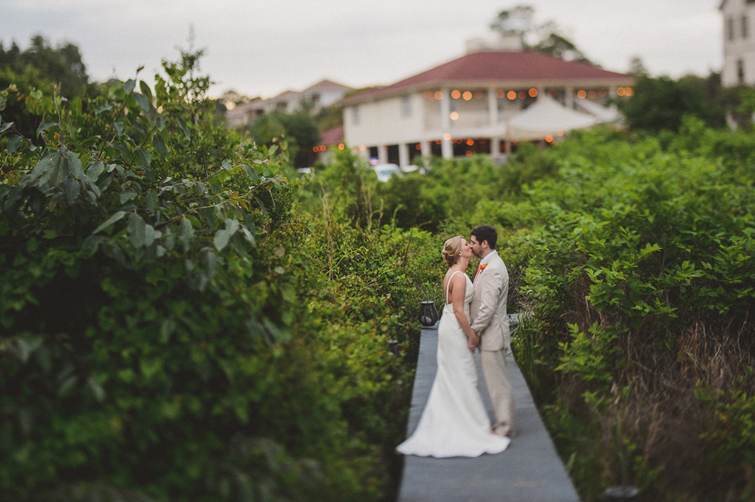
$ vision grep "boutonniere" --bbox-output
[479,263,487,271]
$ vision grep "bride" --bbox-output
[396,236,510,458]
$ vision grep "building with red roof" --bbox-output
[342,40,634,166]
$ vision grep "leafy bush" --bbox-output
[1,48,443,501]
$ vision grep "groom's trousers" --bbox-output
[481,348,516,437]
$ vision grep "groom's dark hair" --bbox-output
[471,225,497,250]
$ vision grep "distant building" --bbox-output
[224,79,352,129]
[720,0,755,86]
[264,80,353,115]
[225,99,265,128]
[341,40,633,167]
[312,125,345,162]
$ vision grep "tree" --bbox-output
[1,36,93,138]
[490,5,591,63]
[619,75,726,133]
[490,5,536,46]
[628,55,648,77]
[250,111,320,168]
[0,35,88,98]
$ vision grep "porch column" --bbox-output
[488,87,498,127]
[565,87,575,110]
[490,137,500,156]
[440,88,453,159]
[399,143,410,169]
[378,145,388,164]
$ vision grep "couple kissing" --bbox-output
[397,225,515,458]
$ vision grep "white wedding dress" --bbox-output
[397,271,510,457]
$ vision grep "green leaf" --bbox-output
[156,115,166,131]
[177,117,191,141]
[94,104,113,115]
[241,164,259,183]
[87,378,106,402]
[213,218,239,251]
[8,134,23,153]
[27,157,52,183]
[180,217,194,251]
[48,153,69,186]
[139,81,153,102]
[128,213,147,248]
[133,92,150,112]
[0,95,6,111]
[67,151,84,179]
[152,134,167,156]
[241,225,256,245]
[0,121,13,135]
[120,191,136,203]
[114,122,125,136]
[123,79,136,94]
[86,161,105,181]
[92,211,126,234]
[146,191,159,211]
[137,149,152,166]
[36,121,57,137]
[64,178,80,201]
[81,235,104,256]
[160,319,176,343]
[144,224,156,247]
[16,336,43,364]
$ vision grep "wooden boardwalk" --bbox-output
[397,322,581,502]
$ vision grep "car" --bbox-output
[372,163,401,182]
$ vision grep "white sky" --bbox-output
[1,0,723,99]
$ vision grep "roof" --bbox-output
[320,125,344,145]
[268,90,299,102]
[342,51,631,105]
[302,79,352,93]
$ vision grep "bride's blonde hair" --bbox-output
[442,236,464,267]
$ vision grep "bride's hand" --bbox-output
[467,333,479,351]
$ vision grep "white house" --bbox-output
[720,0,755,86]
[341,42,633,167]
[265,79,353,114]
[224,79,353,129]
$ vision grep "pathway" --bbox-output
[397,321,581,502]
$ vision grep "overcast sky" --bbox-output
[1,0,723,99]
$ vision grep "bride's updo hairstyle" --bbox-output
[442,236,464,267]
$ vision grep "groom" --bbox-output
[469,225,516,438]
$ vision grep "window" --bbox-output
[738,59,745,84]
[401,96,411,117]
[743,15,749,39]
[352,105,360,125]
[729,17,736,40]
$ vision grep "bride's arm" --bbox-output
[449,274,480,349]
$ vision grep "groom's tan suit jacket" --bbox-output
[470,253,510,351]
